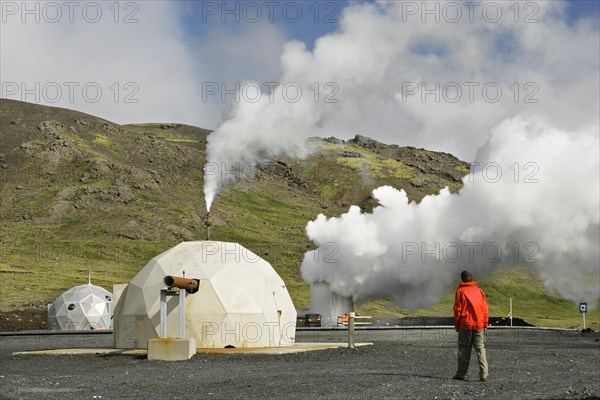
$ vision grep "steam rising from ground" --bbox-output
[203,83,320,210]
[301,118,600,309]
[203,1,598,208]
[202,2,599,307]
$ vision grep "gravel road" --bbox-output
[1,328,598,399]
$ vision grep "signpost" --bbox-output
[579,302,587,330]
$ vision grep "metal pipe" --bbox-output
[178,289,185,338]
[159,290,167,338]
[348,312,355,349]
[163,276,199,294]
[205,212,212,241]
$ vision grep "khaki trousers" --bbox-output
[456,329,488,379]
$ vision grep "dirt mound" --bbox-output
[372,316,534,327]
[0,308,47,331]
[489,317,534,327]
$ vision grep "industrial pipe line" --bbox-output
[163,276,200,294]
[0,325,578,337]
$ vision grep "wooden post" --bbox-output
[509,298,513,327]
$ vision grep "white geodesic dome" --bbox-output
[47,284,113,330]
[113,241,297,349]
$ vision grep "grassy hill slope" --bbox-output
[0,99,597,330]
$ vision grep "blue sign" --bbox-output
[579,303,587,314]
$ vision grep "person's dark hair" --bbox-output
[461,270,473,282]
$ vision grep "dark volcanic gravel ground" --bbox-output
[1,329,599,400]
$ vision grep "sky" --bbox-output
[1,0,599,159]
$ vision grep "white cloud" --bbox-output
[0,1,287,128]
[203,0,598,199]
[203,1,598,170]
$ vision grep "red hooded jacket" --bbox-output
[454,281,489,330]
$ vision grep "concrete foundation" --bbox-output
[147,338,196,361]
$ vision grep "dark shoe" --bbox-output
[480,377,488,382]
[453,375,465,380]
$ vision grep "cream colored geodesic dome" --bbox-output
[113,241,297,349]
[47,283,113,330]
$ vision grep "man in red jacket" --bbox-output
[453,270,489,382]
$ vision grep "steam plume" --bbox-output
[201,1,599,308]
[301,117,600,309]
[202,1,598,209]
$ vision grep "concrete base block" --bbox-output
[147,338,196,361]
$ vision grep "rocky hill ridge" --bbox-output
[0,99,468,311]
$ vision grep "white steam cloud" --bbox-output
[301,117,600,309]
[203,1,598,206]
[203,77,321,210]
[202,2,599,307]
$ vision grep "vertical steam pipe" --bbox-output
[159,290,167,338]
[205,212,212,241]
[348,312,355,349]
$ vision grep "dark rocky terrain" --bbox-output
[1,329,599,399]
